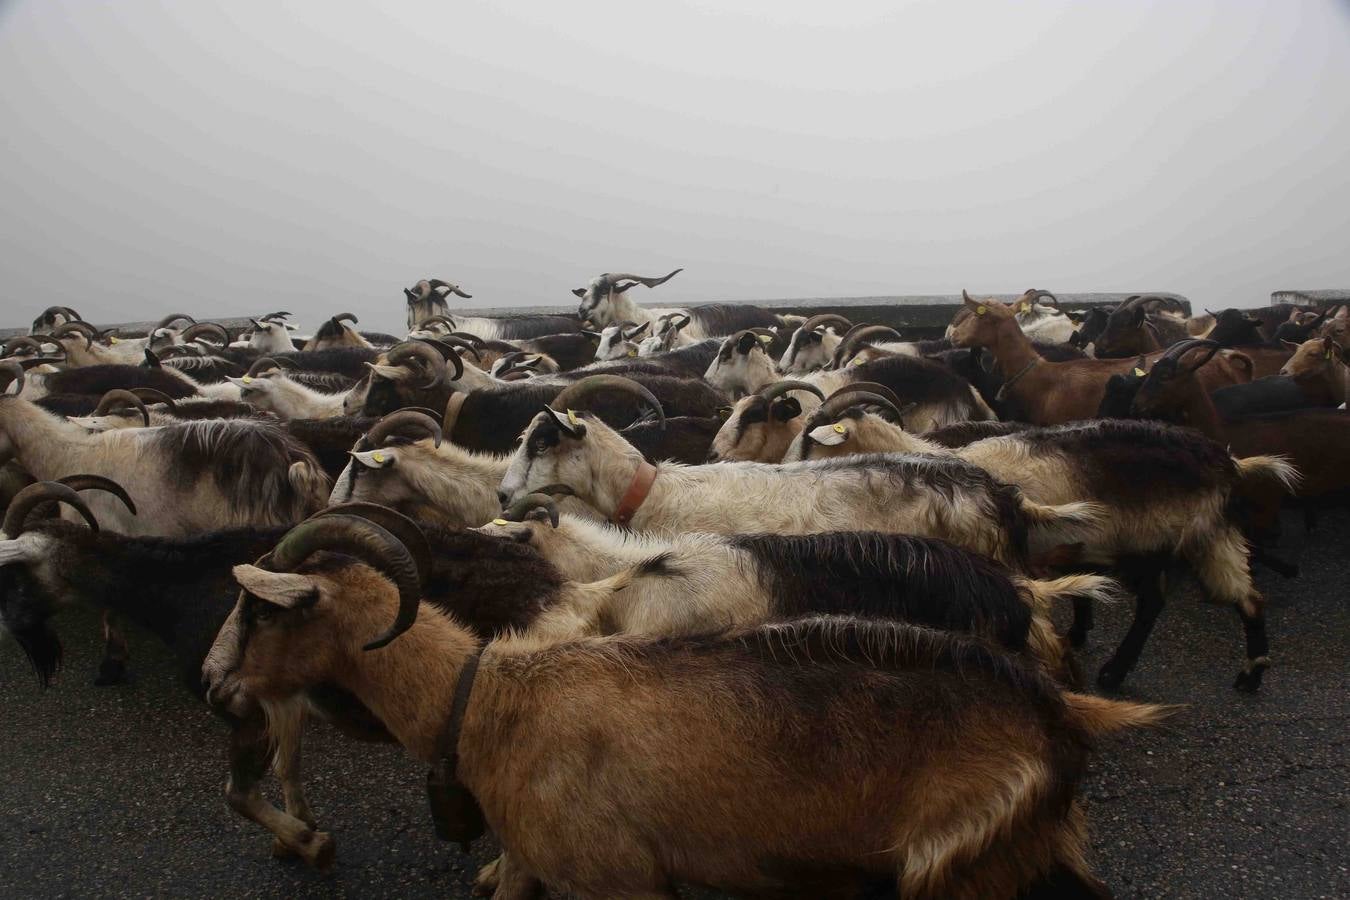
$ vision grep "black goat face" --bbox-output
[0,568,63,687]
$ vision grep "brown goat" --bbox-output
[949,292,1248,425]
[206,520,1171,899]
[1279,337,1348,406]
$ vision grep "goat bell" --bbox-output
[426,761,486,851]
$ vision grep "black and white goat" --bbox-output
[403,279,581,338]
[573,269,787,337]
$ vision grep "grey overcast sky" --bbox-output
[2,0,1348,333]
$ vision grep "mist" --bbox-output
[2,0,1347,334]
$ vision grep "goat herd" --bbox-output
[0,272,1343,899]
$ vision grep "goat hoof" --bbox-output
[1095,664,1126,692]
[93,659,128,686]
[473,856,501,895]
[300,830,336,872]
[271,838,297,860]
[1233,663,1267,694]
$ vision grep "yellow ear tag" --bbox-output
[567,409,579,425]
[832,423,846,434]
[627,350,637,357]
[109,336,121,344]
[492,518,507,526]
[1019,303,1030,313]
[1327,350,1334,360]
[1132,367,1145,377]
[372,451,386,463]
[976,306,988,316]
[757,334,772,344]
[242,375,253,384]
[850,357,863,366]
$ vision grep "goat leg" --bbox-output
[475,852,545,899]
[268,713,320,857]
[1067,594,1094,648]
[1096,556,1167,691]
[1233,598,1270,693]
[94,611,129,686]
[224,715,335,871]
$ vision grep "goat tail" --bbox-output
[1020,499,1104,531]
[1015,574,1125,617]
[1234,454,1300,494]
[1062,693,1181,737]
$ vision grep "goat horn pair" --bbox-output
[1024,289,1059,309]
[798,314,852,335]
[3,337,47,357]
[427,279,473,299]
[1,475,135,540]
[52,321,97,349]
[831,324,902,369]
[607,269,683,294]
[180,322,230,345]
[266,513,424,651]
[758,380,826,403]
[365,409,443,449]
[386,341,454,388]
[814,386,908,425]
[247,356,297,378]
[501,484,576,527]
[310,503,432,588]
[37,305,83,323]
[426,335,482,364]
[130,388,178,413]
[259,311,292,323]
[0,360,26,395]
[153,313,197,331]
[657,313,692,331]
[93,390,150,426]
[549,375,665,430]
[416,315,457,332]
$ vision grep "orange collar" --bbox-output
[612,461,657,528]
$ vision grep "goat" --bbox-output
[949,291,1249,425]
[403,279,581,338]
[243,313,300,354]
[499,376,1102,570]
[1009,289,1080,344]
[484,493,1115,681]
[791,386,1295,690]
[777,314,852,373]
[204,517,1171,899]
[19,362,202,403]
[933,344,1085,421]
[1277,336,1348,407]
[573,269,787,338]
[706,380,826,462]
[1091,295,1192,358]
[228,369,349,420]
[303,313,372,352]
[1198,309,1293,377]
[636,312,695,356]
[30,305,84,334]
[594,321,649,361]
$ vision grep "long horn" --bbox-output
[310,503,432,586]
[180,322,230,345]
[814,389,906,424]
[0,360,25,395]
[1160,338,1218,362]
[247,356,297,377]
[831,324,903,368]
[548,375,665,429]
[259,311,292,323]
[419,315,458,331]
[387,341,449,388]
[427,279,472,299]
[758,380,826,403]
[609,268,683,293]
[153,313,197,331]
[424,335,481,364]
[57,475,137,517]
[93,390,150,426]
[332,312,359,325]
[1028,289,1059,309]
[129,388,179,413]
[828,381,905,410]
[52,322,96,349]
[267,516,422,651]
[799,313,853,334]
[1,482,99,539]
[38,305,83,323]
[502,492,561,527]
[15,356,66,371]
[447,332,486,347]
[365,409,443,449]
[2,337,46,358]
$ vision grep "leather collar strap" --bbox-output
[436,650,481,768]
[427,650,485,850]
[995,359,1038,402]
[612,461,657,527]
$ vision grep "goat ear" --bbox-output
[232,565,319,609]
[572,288,586,298]
[0,539,40,566]
[350,448,396,469]
[544,406,586,438]
[807,423,849,446]
[736,332,758,355]
[771,397,803,421]
[1280,339,1300,350]
[366,362,408,382]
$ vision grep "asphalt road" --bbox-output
[1,510,1346,899]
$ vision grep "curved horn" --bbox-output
[2,337,46,358]
[37,305,83,324]
[799,313,854,334]
[1159,338,1218,362]
[427,279,472,299]
[387,341,449,389]
[310,503,431,586]
[52,322,95,349]
[622,322,651,340]
[548,375,665,430]
[831,324,903,369]
[424,335,481,364]
[246,356,297,378]
[815,389,906,425]
[57,474,136,517]
[267,516,422,651]
[447,331,485,347]
[365,409,443,449]
[93,390,150,426]
[259,311,292,323]
[829,381,905,409]
[2,482,99,539]
[332,312,359,325]
[153,313,197,331]
[1028,289,1059,309]
[758,380,826,403]
[0,360,25,395]
[418,315,458,332]
[129,388,179,413]
[15,356,66,371]
[609,269,683,293]
[180,322,230,345]
[502,492,562,527]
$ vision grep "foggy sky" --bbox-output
[2,0,1348,334]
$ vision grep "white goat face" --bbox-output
[704,333,777,399]
[247,321,295,352]
[575,277,616,327]
[498,410,591,506]
[228,375,280,413]
[329,447,414,507]
[778,329,833,373]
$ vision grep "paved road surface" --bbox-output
[1,510,1346,899]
